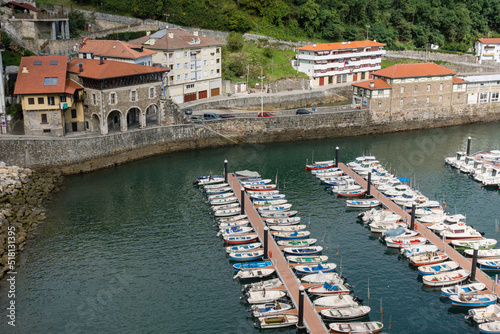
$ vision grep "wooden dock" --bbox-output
[338,163,500,296]
[228,173,329,334]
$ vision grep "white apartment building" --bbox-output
[475,38,500,64]
[129,28,224,104]
[458,73,500,104]
[296,40,386,88]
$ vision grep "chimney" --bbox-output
[348,41,351,44]
[193,31,198,36]
[78,63,83,72]
[22,66,28,74]
[99,56,104,65]
[168,32,174,39]
[313,44,316,48]
[369,81,375,88]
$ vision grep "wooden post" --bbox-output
[224,159,228,183]
[298,285,305,328]
[263,226,269,260]
[471,245,479,281]
[466,136,472,156]
[367,172,371,197]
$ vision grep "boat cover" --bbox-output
[235,170,261,178]
[397,177,410,182]
[324,282,339,291]
[382,226,405,238]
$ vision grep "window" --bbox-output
[211,59,214,65]
[216,59,220,63]
[378,90,383,96]
[342,74,347,82]
[413,97,417,104]
[131,90,137,102]
[183,51,189,57]
[43,129,51,133]
[457,93,461,100]
[34,60,42,65]
[440,83,443,91]
[60,96,66,102]
[149,87,155,98]
[426,96,430,103]
[169,75,174,82]
[92,94,96,105]
[176,52,181,58]
[71,109,77,118]
[361,72,365,80]
[184,62,188,69]
[414,85,417,92]
[176,74,181,80]
[400,99,403,105]
[204,71,207,77]
[216,69,220,74]
[491,92,499,102]
[43,77,58,85]
[216,48,220,53]
[186,84,194,89]
[184,73,189,79]
[439,95,442,102]
[427,84,431,91]
[203,60,208,66]
[110,93,116,104]
[28,98,35,105]
[400,86,404,93]
[479,92,488,103]
[50,60,58,65]
[210,69,214,75]
[378,101,382,107]
[176,63,181,70]
[41,113,48,124]
[47,96,55,105]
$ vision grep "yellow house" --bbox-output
[14,55,84,136]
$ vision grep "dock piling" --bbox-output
[367,172,371,197]
[240,187,245,214]
[224,160,228,183]
[263,226,269,260]
[466,137,472,156]
[471,244,479,281]
[410,204,416,230]
[298,285,305,328]
[335,147,339,168]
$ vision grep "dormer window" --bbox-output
[44,77,58,85]
[34,60,42,65]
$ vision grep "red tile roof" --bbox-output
[477,38,500,44]
[128,28,224,50]
[67,58,168,80]
[4,1,37,12]
[453,77,468,84]
[299,40,385,51]
[65,79,83,94]
[78,39,156,60]
[352,79,391,90]
[373,62,455,78]
[14,55,69,95]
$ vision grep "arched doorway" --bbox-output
[107,110,122,133]
[126,107,141,130]
[145,104,158,126]
[90,114,100,133]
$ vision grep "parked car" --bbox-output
[188,116,203,124]
[296,109,312,115]
[219,114,235,118]
[258,112,275,117]
[203,113,222,120]
[183,108,193,115]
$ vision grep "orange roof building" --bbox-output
[78,39,156,66]
[475,38,500,64]
[296,40,386,88]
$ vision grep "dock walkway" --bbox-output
[338,163,500,296]
[228,173,329,334]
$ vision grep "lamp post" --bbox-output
[258,69,265,116]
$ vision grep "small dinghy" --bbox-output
[452,239,497,250]
[233,260,272,271]
[294,262,337,275]
[214,208,243,217]
[203,182,229,189]
[241,179,271,186]
[329,321,383,334]
[314,295,359,308]
[223,233,259,244]
[287,255,328,264]
[243,278,283,292]
[253,199,288,206]
[369,221,407,233]
[260,210,298,218]
[422,269,470,287]
[283,246,323,256]
[212,202,240,211]
[207,192,235,200]
[218,220,250,229]
[400,244,439,258]
[269,224,307,232]
[246,190,280,196]
[245,290,286,304]
[244,184,277,192]
[308,282,350,296]
[271,230,311,240]
[233,268,275,281]
[217,214,247,223]
[265,217,301,226]
[477,259,500,270]
[209,196,238,205]
[250,194,286,200]
[205,186,232,195]
[380,227,417,239]
[196,177,225,186]
[385,236,427,248]
[417,261,460,276]
[257,204,292,213]
[218,226,253,236]
[467,304,500,324]
[464,248,500,258]
[409,252,449,266]
[441,283,486,298]
[301,272,345,284]
[277,238,317,247]
[346,199,381,208]
[321,305,371,321]
[450,293,497,308]
[226,242,262,253]
[337,189,367,197]
[229,250,264,262]
[257,314,298,329]
[251,302,293,317]
[306,160,335,170]
[479,321,500,334]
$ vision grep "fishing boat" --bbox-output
[271,230,310,240]
[209,196,238,205]
[277,238,317,247]
[311,167,342,174]
[369,221,407,233]
[314,294,360,308]
[464,248,500,258]
[214,208,242,217]
[218,220,250,229]
[205,186,233,195]
[422,269,470,287]
[346,199,381,208]
[479,321,500,334]
[203,182,230,190]
[409,252,449,266]
[417,261,460,276]
[308,282,350,296]
[196,177,225,186]
[269,224,307,232]
[226,242,262,253]
[283,246,323,256]
[337,189,367,197]
[301,272,345,284]
[347,156,377,168]
[265,217,301,226]
[250,302,293,317]
[441,283,487,298]
[228,250,264,262]
[218,226,254,236]
[320,306,371,321]
[450,293,497,308]
[253,199,288,207]
[452,239,497,250]
[294,262,337,275]
[250,194,286,200]
[217,214,247,223]
[306,160,335,170]
[244,184,277,192]
[245,290,287,304]
[257,314,298,329]
[477,259,500,270]
[243,278,283,292]
[400,244,439,258]
[385,236,427,248]
[223,233,259,244]
[329,321,383,334]
[260,210,298,218]
[207,192,235,201]
[233,268,275,281]
[467,304,500,323]
[233,260,272,271]
[240,179,271,186]
[257,204,292,213]
[287,255,328,264]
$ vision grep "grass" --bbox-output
[381,58,451,69]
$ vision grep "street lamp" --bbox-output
[258,68,265,115]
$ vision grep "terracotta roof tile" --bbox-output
[65,79,83,94]
[477,38,500,44]
[14,55,69,95]
[352,79,391,90]
[78,39,156,60]
[373,62,455,78]
[128,28,224,51]
[453,77,468,83]
[299,40,385,51]
[67,58,168,80]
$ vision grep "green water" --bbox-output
[2,121,500,333]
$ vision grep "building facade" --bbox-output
[128,28,224,104]
[78,39,156,66]
[475,38,500,64]
[459,73,500,105]
[296,40,386,88]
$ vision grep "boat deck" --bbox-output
[228,173,329,334]
[338,163,500,297]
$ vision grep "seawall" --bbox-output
[1,104,500,175]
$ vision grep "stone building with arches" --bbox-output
[67,58,170,135]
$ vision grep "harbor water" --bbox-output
[2,121,500,333]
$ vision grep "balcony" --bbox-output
[299,49,386,61]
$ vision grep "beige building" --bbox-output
[129,28,224,104]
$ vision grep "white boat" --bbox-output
[347,156,377,168]
[308,282,350,296]
[269,224,307,232]
[369,221,407,233]
[294,263,337,275]
[218,226,254,236]
[483,150,500,162]
[287,255,328,264]
[209,196,238,205]
[445,151,466,166]
[265,217,301,226]
[418,212,447,224]
[329,322,383,334]
[314,294,359,308]
[251,302,293,317]
[417,261,460,276]
[346,199,381,208]
[479,321,500,334]
[320,305,371,321]
[385,236,427,248]
[283,246,323,256]
[241,179,271,186]
[245,290,286,304]
[253,199,288,207]
[441,282,487,298]
[197,178,225,186]
[225,242,262,253]
[250,194,286,200]
[211,202,240,211]
[257,204,292,213]
[400,244,439,258]
[450,293,497,308]
[271,230,310,240]
[214,208,242,217]
[207,192,235,200]
[218,220,250,229]
[233,268,274,280]
[277,238,317,247]
[228,250,264,262]
[246,190,280,196]
[422,269,470,287]
[203,182,229,189]
[260,210,298,218]
[464,248,500,258]
[440,223,482,240]
[217,214,247,223]
[409,252,449,266]
[243,278,283,292]
[452,239,497,250]
[311,167,343,174]
[467,304,500,323]
[257,314,298,329]
[301,272,345,284]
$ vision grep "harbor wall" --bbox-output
[1,104,500,174]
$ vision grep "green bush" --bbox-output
[227,32,244,52]
[263,47,274,58]
[68,11,86,35]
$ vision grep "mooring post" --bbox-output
[240,187,245,214]
[367,172,371,196]
[410,204,416,230]
[471,244,479,281]
[298,285,305,328]
[224,159,228,183]
[335,147,339,168]
[263,226,269,260]
[466,136,472,156]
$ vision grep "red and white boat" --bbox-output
[337,189,367,197]
[305,160,335,170]
[385,236,427,248]
[244,184,277,192]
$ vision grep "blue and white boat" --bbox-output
[233,260,272,271]
[225,242,262,253]
[277,238,317,247]
[241,179,272,186]
[450,293,497,308]
[257,204,292,213]
[283,246,323,256]
[295,263,337,275]
[218,226,253,236]
[251,302,293,317]
[418,261,460,276]
[271,230,311,240]
[250,194,286,200]
[260,210,298,218]
[229,250,264,262]
[478,259,500,270]
[205,187,233,195]
[265,217,301,226]
[346,199,381,208]
[269,224,307,232]
[479,321,500,334]
[311,167,342,174]
[440,283,486,298]
[218,219,250,229]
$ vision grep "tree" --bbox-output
[226,32,244,52]
[68,11,86,35]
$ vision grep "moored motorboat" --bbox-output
[422,269,470,287]
[218,219,250,229]
[217,214,247,223]
[257,204,292,213]
[257,314,298,329]
[205,186,233,195]
[223,233,259,244]
[214,208,243,217]
[246,190,280,196]
[233,268,275,280]
[308,282,350,296]
[452,239,497,250]
[283,246,323,256]
[209,196,238,205]
[314,294,359,308]
[243,278,282,292]
[250,194,286,200]
[196,177,225,186]
[346,199,381,208]
[479,321,500,334]
[409,252,449,266]
[241,179,271,186]
[245,290,287,304]
[450,293,497,308]
[301,272,345,284]
[260,210,298,218]
[218,226,253,236]
[269,224,307,232]
[265,217,301,226]
[320,305,371,321]
[440,283,487,298]
[440,223,482,240]
[306,160,335,170]
[401,244,439,258]
[385,236,427,248]
[417,261,460,276]
[228,250,264,262]
[464,248,500,258]
[225,242,262,253]
[477,259,500,270]
[467,304,500,323]
[212,202,240,211]
[329,321,383,334]
[277,238,317,247]
[294,262,337,275]
[207,192,235,201]
[271,230,311,240]
[233,260,272,271]
[287,255,328,264]
[250,302,293,317]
